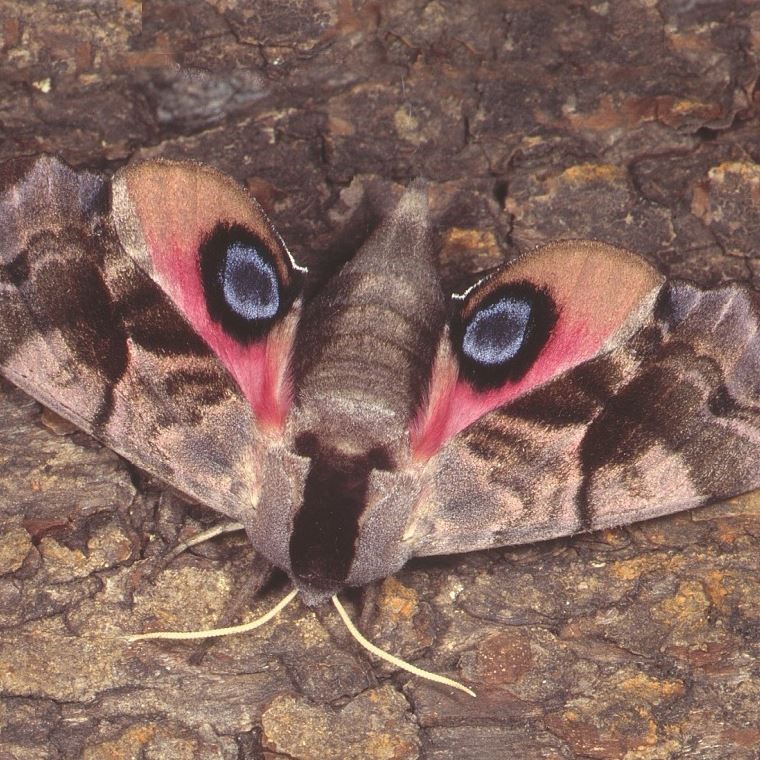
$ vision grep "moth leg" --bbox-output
[163,520,245,564]
[358,582,382,632]
[188,552,273,665]
[144,519,245,585]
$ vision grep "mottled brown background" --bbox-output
[1,1,759,758]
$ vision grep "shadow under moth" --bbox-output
[2,156,759,696]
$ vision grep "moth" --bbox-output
[2,156,760,692]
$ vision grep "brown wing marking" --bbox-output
[409,278,760,557]
[0,156,259,522]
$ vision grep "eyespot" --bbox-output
[462,295,533,366]
[451,280,558,389]
[222,241,280,321]
[199,222,301,343]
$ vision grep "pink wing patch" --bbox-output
[112,161,304,431]
[411,241,664,459]
[143,234,297,430]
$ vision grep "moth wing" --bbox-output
[0,156,302,523]
[408,241,760,556]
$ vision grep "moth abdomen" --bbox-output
[294,185,446,429]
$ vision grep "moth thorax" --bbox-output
[286,427,398,594]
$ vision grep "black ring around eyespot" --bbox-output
[450,280,558,390]
[199,222,302,344]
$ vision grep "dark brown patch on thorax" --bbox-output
[289,433,394,592]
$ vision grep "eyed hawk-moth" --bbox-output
[2,155,759,611]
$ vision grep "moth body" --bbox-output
[259,186,446,602]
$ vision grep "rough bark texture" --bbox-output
[1,2,759,758]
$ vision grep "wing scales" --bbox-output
[0,156,259,522]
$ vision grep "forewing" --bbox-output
[0,156,299,523]
[407,242,760,556]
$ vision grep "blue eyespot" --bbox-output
[222,242,280,321]
[462,295,532,366]
[200,222,303,344]
[452,280,557,389]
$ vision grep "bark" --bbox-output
[0,1,759,758]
